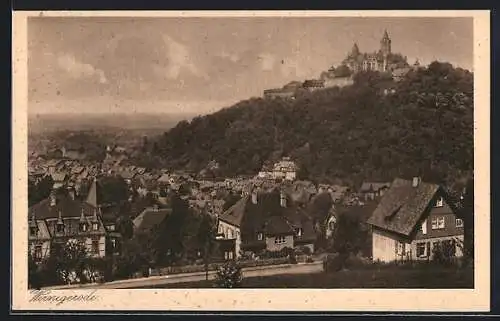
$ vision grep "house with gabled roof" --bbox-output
[133,206,172,235]
[28,186,121,262]
[366,177,464,263]
[217,187,316,259]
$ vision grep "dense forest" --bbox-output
[139,61,473,189]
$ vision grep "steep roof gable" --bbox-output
[366,178,440,236]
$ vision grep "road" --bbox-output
[44,261,324,289]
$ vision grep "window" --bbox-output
[416,242,427,257]
[79,223,88,232]
[228,229,233,239]
[56,223,64,233]
[257,233,263,241]
[29,226,37,237]
[107,224,116,231]
[92,238,99,255]
[34,245,42,260]
[92,222,99,231]
[296,228,303,237]
[431,216,445,230]
[396,241,405,255]
[420,219,427,234]
[275,236,286,244]
[435,197,444,207]
[111,239,116,249]
[456,218,464,228]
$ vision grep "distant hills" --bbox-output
[144,61,473,189]
[28,112,196,135]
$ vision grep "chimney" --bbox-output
[50,192,57,206]
[280,190,287,207]
[412,177,421,188]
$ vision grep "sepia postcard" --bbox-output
[12,10,490,312]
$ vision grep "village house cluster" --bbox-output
[28,138,468,270]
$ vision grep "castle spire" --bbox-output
[382,29,390,40]
[351,43,360,56]
[380,29,392,56]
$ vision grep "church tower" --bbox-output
[380,30,391,56]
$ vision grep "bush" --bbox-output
[323,253,343,272]
[432,241,457,266]
[214,261,243,288]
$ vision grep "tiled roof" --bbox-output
[30,193,97,220]
[51,172,67,182]
[264,216,294,235]
[366,178,440,236]
[133,207,171,233]
[219,189,316,243]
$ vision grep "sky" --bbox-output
[28,16,473,115]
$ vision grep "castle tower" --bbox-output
[380,30,392,56]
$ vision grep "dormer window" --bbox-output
[296,228,303,237]
[257,233,263,241]
[435,197,444,207]
[29,226,38,237]
[56,222,65,233]
[92,222,99,231]
[79,222,88,232]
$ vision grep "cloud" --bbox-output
[57,53,108,84]
[160,35,208,80]
[258,53,276,71]
[279,56,299,77]
[218,51,240,63]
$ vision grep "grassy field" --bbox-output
[134,265,474,289]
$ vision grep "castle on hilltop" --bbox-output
[262,30,419,100]
[341,30,410,74]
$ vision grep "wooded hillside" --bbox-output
[142,61,473,188]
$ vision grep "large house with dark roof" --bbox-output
[28,178,121,262]
[366,177,464,263]
[217,187,316,259]
[133,206,172,235]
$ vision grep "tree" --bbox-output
[28,253,42,289]
[52,239,89,285]
[150,192,190,265]
[99,176,129,205]
[28,175,54,207]
[334,64,352,78]
[116,215,134,240]
[222,192,241,211]
[329,212,365,269]
[148,62,472,189]
[197,213,218,280]
[214,261,243,288]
